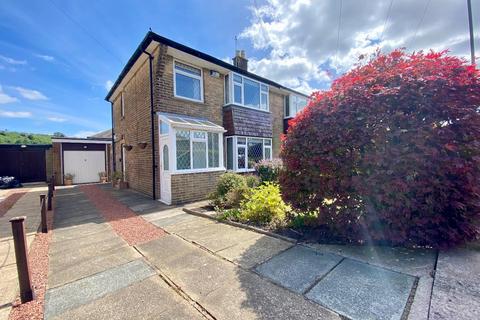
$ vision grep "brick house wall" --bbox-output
[112,50,158,198]
[110,40,292,204]
[270,91,285,158]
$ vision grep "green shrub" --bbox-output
[239,182,290,224]
[254,159,283,183]
[217,208,242,221]
[245,175,260,188]
[209,173,247,208]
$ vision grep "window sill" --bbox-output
[173,95,204,105]
[171,167,226,175]
[223,103,270,114]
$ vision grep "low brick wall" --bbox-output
[171,170,224,204]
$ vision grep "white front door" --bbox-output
[160,139,171,204]
[63,150,106,184]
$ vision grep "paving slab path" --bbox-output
[44,187,206,320]
[5,184,475,320]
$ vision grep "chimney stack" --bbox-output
[233,50,248,71]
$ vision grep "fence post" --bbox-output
[9,216,34,303]
[47,183,53,211]
[40,195,47,233]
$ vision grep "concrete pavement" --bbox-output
[3,184,478,319]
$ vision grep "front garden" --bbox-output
[209,50,480,249]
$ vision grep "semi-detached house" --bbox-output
[106,31,308,205]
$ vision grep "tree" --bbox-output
[280,50,480,247]
[52,132,65,138]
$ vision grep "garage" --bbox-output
[0,144,51,183]
[51,137,111,185]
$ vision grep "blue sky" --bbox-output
[0,0,477,137]
[0,0,261,137]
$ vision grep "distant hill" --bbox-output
[0,131,53,145]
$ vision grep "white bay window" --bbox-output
[225,136,273,172]
[159,113,225,174]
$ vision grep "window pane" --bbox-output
[193,131,206,139]
[163,145,169,171]
[208,132,219,168]
[175,62,201,76]
[160,121,169,134]
[261,93,268,110]
[237,137,246,145]
[224,75,229,104]
[264,139,271,146]
[192,141,207,169]
[233,74,242,83]
[227,138,233,170]
[176,73,201,100]
[261,84,268,92]
[285,96,290,117]
[247,138,263,168]
[176,130,190,170]
[264,147,271,160]
[234,84,242,104]
[238,147,246,169]
[244,79,260,108]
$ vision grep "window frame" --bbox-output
[225,136,273,173]
[285,94,308,118]
[224,72,269,112]
[173,60,204,103]
[173,129,224,174]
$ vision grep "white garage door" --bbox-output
[64,150,106,184]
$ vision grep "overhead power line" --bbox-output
[380,0,394,42]
[47,0,124,64]
[335,0,343,59]
[410,0,432,49]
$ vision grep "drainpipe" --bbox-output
[111,102,116,173]
[143,50,156,200]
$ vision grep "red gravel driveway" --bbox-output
[81,185,165,246]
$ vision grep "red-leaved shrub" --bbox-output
[280,50,480,247]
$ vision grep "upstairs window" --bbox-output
[225,73,269,111]
[174,61,203,102]
[285,94,308,118]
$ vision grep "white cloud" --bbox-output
[105,80,113,91]
[47,116,66,122]
[0,55,27,65]
[0,109,32,118]
[241,0,478,91]
[73,130,97,138]
[14,87,48,100]
[35,54,55,62]
[0,85,18,104]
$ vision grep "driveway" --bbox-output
[1,184,478,319]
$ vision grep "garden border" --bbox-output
[182,207,297,244]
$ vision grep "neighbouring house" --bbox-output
[106,31,309,205]
[51,134,112,185]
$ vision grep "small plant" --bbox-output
[209,172,247,209]
[98,171,107,178]
[245,175,260,188]
[239,182,290,225]
[217,208,242,221]
[254,159,283,183]
[112,171,123,181]
[64,173,75,180]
